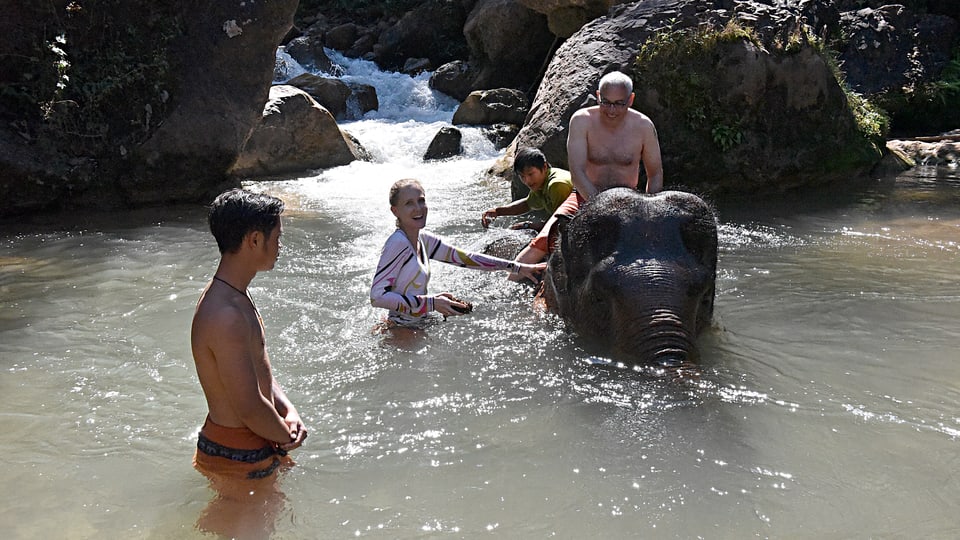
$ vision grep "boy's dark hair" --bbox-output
[208,189,284,254]
[513,147,548,173]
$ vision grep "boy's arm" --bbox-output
[200,308,294,444]
[272,380,307,450]
[481,197,530,228]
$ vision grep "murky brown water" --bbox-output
[2,160,958,538]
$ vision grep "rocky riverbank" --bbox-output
[1,1,956,216]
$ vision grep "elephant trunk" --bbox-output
[603,257,701,366]
[615,306,697,367]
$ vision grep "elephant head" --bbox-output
[541,188,718,367]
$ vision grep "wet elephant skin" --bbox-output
[542,188,718,366]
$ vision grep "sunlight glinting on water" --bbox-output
[3,45,960,539]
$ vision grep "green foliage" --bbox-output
[1,2,182,157]
[711,123,744,152]
[846,90,890,142]
[641,19,760,62]
[873,47,960,133]
[634,21,760,151]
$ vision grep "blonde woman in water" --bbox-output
[371,178,545,326]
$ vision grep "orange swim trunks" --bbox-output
[193,417,294,538]
[193,416,292,481]
[529,191,584,253]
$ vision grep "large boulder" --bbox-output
[423,127,464,161]
[635,36,881,194]
[230,85,367,177]
[285,73,378,120]
[129,0,300,204]
[324,23,359,51]
[463,0,556,92]
[517,0,623,37]
[284,35,336,74]
[429,61,476,101]
[452,88,529,125]
[507,0,885,197]
[0,0,299,214]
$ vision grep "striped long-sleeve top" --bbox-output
[370,229,517,325]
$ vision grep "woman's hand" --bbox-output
[435,292,471,316]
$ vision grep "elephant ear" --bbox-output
[673,193,719,331]
[562,211,620,287]
[551,214,574,294]
[674,194,718,273]
[582,213,621,262]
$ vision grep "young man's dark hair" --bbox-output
[513,147,548,174]
[208,189,285,254]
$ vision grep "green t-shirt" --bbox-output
[526,167,573,214]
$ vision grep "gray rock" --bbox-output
[284,35,335,74]
[429,61,476,101]
[324,23,358,51]
[231,85,366,177]
[286,73,378,120]
[424,127,463,160]
[453,88,529,125]
[464,0,555,92]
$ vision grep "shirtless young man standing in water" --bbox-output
[566,70,663,202]
[191,188,307,536]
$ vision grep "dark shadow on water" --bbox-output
[712,168,960,224]
[0,202,209,234]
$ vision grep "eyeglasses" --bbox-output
[597,97,629,109]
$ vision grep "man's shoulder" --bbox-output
[570,106,599,122]
[194,293,252,332]
[628,108,655,126]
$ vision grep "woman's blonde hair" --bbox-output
[389,178,423,206]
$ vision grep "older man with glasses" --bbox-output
[565,70,663,203]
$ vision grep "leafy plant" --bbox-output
[633,21,760,150]
[711,123,744,152]
[873,47,960,133]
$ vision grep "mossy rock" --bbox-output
[630,23,886,195]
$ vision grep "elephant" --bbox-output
[540,188,718,367]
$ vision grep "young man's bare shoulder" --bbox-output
[194,294,252,334]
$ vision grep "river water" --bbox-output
[2,52,959,539]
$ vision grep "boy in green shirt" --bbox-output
[481,147,574,265]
